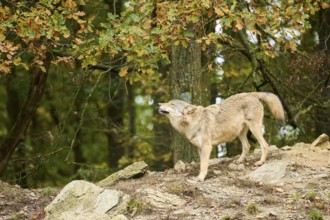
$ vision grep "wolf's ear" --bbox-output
[183,106,197,115]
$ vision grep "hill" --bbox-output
[1,135,329,220]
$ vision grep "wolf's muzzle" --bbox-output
[158,108,169,114]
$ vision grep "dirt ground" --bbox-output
[0,141,329,220]
[0,181,56,220]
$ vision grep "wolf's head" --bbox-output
[158,100,197,118]
[159,100,199,134]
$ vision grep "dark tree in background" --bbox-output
[317,8,330,135]
[0,53,51,177]
[169,22,211,163]
[170,43,201,163]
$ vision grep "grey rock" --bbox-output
[44,180,130,220]
[281,146,292,151]
[288,171,299,177]
[311,133,329,147]
[269,145,279,151]
[228,163,245,171]
[243,160,294,185]
[197,182,246,202]
[98,161,148,187]
[111,215,129,220]
[174,160,186,172]
[138,188,186,209]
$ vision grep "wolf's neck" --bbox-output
[169,117,189,134]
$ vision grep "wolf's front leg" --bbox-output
[197,144,212,181]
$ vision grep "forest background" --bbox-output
[0,0,329,188]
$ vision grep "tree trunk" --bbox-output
[0,54,51,177]
[5,71,21,127]
[317,9,330,135]
[106,75,125,168]
[153,62,172,170]
[126,83,135,159]
[169,25,210,163]
[5,70,27,186]
[104,0,122,16]
[71,129,85,170]
[102,0,126,169]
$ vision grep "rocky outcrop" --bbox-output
[242,160,295,185]
[138,188,186,209]
[98,161,148,187]
[44,180,130,220]
[40,143,330,220]
[311,133,329,147]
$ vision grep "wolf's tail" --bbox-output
[251,92,285,124]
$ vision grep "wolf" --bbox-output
[159,92,285,181]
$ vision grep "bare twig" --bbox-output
[258,60,298,129]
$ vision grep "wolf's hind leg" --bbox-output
[247,122,269,166]
[237,126,250,163]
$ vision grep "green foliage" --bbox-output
[309,209,324,220]
[127,199,147,216]
[72,0,328,81]
[41,187,56,197]
[293,192,302,201]
[0,0,90,73]
[1,0,328,78]
[246,202,259,215]
[74,165,111,182]
[306,191,318,202]
[1,0,327,80]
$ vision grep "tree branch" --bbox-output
[51,50,121,74]
[258,59,298,128]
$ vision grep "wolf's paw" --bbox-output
[254,160,264,166]
[197,176,205,182]
[187,175,205,183]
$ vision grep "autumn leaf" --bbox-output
[39,66,47,73]
[289,42,297,52]
[235,21,243,30]
[64,33,70,38]
[13,57,22,65]
[0,64,11,74]
[181,40,188,48]
[75,11,85,17]
[321,3,329,9]
[75,38,83,45]
[214,7,224,17]
[137,50,144,57]
[264,50,275,58]
[119,66,129,77]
